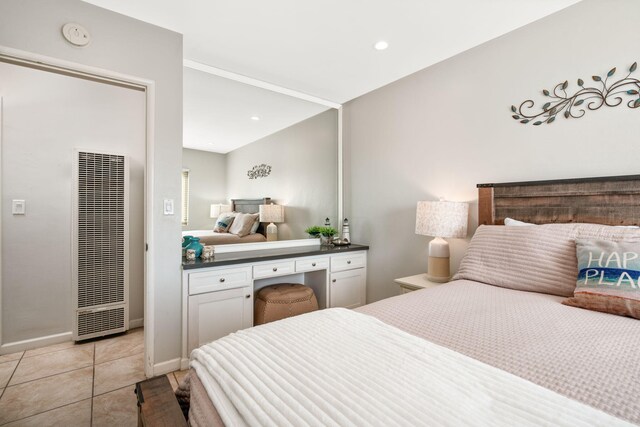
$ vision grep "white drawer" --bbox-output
[189,266,252,295]
[331,252,366,272]
[253,260,295,279]
[295,256,329,273]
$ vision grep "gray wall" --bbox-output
[0,0,183,364]
[227,109,338,239]
[343,0,640,303]
[182,149,227,230]
[0,62,146,342]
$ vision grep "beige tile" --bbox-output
[2,398,91,427]
[0,366,93,424]
[0,351,23,364]
[23,340,91,358]
[0,360,19,388]
[174,369,189,386]
[92,385,138,427]
[167,372,179,391]
[10,345,94,386]
[95,328,144,364]
[94,352,145,396]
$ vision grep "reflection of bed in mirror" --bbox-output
[182,198,271,245]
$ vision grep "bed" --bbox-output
[182,176,640,426]
[182,198,270,246]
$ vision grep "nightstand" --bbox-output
[394,273,442,294]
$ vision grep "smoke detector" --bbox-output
[62,23,91,47]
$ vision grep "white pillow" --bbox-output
[504,217,638,228]
[504,217,534,226]
[228,212,260,237]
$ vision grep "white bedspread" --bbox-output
[190,308,632,427]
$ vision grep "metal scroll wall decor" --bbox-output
[511,62,639,125]
[247,164,272,179]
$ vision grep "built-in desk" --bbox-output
[181,244,368,368]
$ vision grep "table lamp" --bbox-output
[210,203,232,218]
[259,204,284,241]
[415,200,468,282]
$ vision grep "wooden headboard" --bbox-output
[231,197,271,215]
[477,175,640,226]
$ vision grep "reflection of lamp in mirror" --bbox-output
[415,200,468,283]
[259,204,284,241]
[210,203,232,219]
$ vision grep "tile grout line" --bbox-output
[21,343,93,360]
[5,348,144,389]
[0,351,24,401]
[4,363,93,388]
[0,397,93,427]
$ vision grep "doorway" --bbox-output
[0,58,149,372]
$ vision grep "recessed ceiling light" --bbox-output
[251,116,260,121]
[374,41,389,51]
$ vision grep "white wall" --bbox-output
[182,148,227,230]
[226,109,338,239]
[0,0,183,365]
[344,0,640,303]
[0,62,145,342]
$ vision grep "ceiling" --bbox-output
[184,67,328,153]
[84,0,580,152]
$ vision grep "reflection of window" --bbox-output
[181,169,190,226]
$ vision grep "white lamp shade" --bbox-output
[415,200,468,238]
[210,203,232,218]
[259,204,284,223]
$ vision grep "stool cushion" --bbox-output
[255,284,318,325]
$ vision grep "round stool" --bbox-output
[254,283,318,325]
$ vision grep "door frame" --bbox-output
[0,46,157,377]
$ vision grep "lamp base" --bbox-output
[427,256,450,282]
[427,237,450,282]
[266,222,278,241]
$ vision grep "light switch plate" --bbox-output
[12,199,26,215]
[163,199,174,215]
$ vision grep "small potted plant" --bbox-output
[319,226,337,246]
[305,226,323,238]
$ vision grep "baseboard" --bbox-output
[0,331,72,355]
[129,318,144,329]
[153,357,182,376]
[180,357,190,371]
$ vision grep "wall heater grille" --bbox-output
[73,151,129,341]
[77,307,125,338]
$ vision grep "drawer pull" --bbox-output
[347,260,351,264]
[219,278,225,283]
[272,267,278,272]
[332,279,337,283]
[246,294,251,299]
[311,262,317,267]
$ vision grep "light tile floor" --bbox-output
[0,328,187,426]
[0,328,187,427]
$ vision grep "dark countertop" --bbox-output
[182,243,369,270]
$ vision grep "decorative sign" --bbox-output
[247,164,272,180]
[512,62,639,126]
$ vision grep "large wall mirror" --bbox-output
[182,66,339,246]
